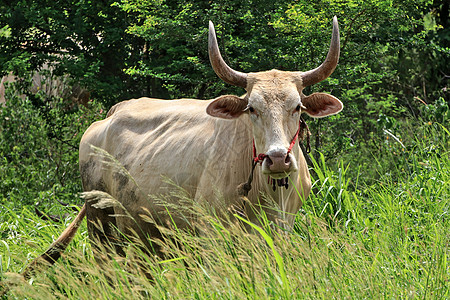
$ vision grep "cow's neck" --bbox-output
[209,116,254,194]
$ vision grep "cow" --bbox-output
[23,17,343,276]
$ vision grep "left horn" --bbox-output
[208,21,248,88]
[301,16,340,87]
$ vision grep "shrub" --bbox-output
[0,82,105,213]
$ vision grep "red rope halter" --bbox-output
[252,120,302,164]
[238,118,309,196]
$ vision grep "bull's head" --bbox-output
[206,17,343,178]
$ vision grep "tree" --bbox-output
[0,0,143,105]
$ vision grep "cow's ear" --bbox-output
[302,93,343,118]
[206,95,248,119]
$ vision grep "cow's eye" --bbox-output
[295,104,301,112]
[246,105,258,117]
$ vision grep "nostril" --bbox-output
[266,156,273,166]
[285,155,291,164]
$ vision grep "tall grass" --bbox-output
[0,121,448,299]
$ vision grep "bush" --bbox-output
[0,82,105,213]
[303,105,449,233]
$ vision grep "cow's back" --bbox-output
[80,97,218,190]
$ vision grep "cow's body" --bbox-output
[25,17,343,270]
[80,88,310,246]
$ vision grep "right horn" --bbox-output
[301,16,340,87]
[208,21,248,88]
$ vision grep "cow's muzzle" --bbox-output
[262,150,296,178]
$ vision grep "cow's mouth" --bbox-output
[268,172,290,179]
[265,174,292,191]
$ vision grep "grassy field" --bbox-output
[0,120,448,299]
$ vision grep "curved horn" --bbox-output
[301,16,340,87]
[208,21,247,88]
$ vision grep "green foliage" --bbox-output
[0,81,105,212]
[302,109,449,242]
[421,97,449,123]
[306,154,355,227]
[0,0,142,104]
